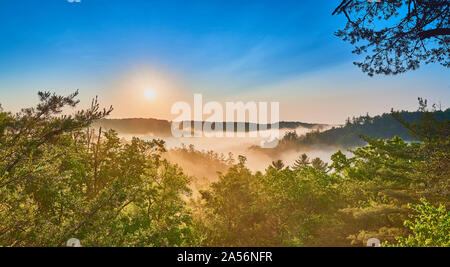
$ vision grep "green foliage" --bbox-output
[196,157,345,246]
[0,92,194,247]
[328,101,449,246]
[1,93,448,247]
[385,199,449,247]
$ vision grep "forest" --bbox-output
[251,109,450,159]
[0,92,448,247]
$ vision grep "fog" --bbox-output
[119,125,346,173]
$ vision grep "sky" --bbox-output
[0,0,448,124]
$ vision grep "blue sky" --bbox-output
[0,0,448,123]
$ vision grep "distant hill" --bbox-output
[93,118,173,136]
[93,118,328,136]
[251,109,450,155]
[294,109,450,147]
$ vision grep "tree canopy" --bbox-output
[333,0,449,76]
[0,93,448,246]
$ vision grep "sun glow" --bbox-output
[144,89,156,100]
[107,66,192,119]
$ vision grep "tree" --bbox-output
[0,92,195,246]
[292,153,310,169]
[311,158,328,172]
[330,150,350,173]
[331,103,449,245]
[198,158,345,246]
[333,0,449,76]
[385,199,449,247]
[391,98,449,203]
[271,160,285,171]
[262,167,345,246]
[197,160,270,246]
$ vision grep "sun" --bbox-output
[144,89,156,100]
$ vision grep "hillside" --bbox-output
[93,118,328,136]
[297,109,450,147]
[254,109,450,155]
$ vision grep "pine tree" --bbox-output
[311,157,328,172]
[292,153,310,169]
[271,160,285,171]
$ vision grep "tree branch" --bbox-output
[418,28,450,39]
